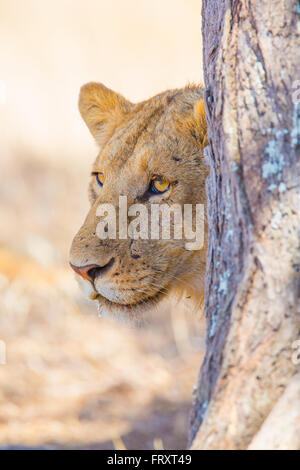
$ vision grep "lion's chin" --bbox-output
[76,275,166,323]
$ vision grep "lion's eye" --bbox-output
[150,177,170,194]
[93,172,105,187]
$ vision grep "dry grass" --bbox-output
[0,152,205,450]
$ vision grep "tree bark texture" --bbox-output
[190,0,300,450]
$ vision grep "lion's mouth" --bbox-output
[76,273,170,314]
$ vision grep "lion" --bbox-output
[69,82,208,321]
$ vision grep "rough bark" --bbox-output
[190,0,300,450]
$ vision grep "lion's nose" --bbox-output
[69,258,115,282]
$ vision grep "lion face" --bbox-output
[69,82,207,318]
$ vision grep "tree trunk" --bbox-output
[190,0,300,450]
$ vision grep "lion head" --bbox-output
[69,82,207,320]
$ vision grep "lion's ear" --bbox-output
[193,98,207,146]
[78,82,132,146]
[175,95,207,146]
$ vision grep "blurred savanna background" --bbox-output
[0,0,205,449]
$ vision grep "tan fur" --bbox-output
[70,82,208,320]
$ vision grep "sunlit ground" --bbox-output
[0,0,205,449]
